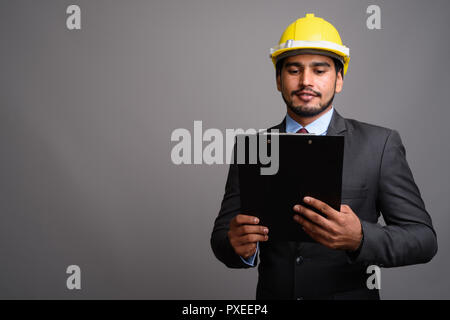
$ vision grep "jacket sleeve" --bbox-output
[350,129,438,267]
[210,163,258,268]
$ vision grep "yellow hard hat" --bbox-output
[270,13,350,75]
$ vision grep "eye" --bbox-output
[288,68,300,75]
[315,69,325,74]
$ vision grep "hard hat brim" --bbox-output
[275,48,344,67]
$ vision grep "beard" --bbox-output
[282,83,336,118]
[285,94,335,117]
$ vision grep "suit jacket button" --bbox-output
[296,256,304,265]
[296,297,304,300]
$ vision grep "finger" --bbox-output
[293,214,331,241]
[238,233,269,245]
[298,220,332,247]
[303,196,338,219]
[236,225,269,237]
[293,204,332,230]
[232,214,260,227]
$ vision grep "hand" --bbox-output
[228,214,269,259]
[293,197,363,251]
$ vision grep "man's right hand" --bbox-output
[228,214,269,259]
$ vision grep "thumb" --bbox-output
[340,204,352,214]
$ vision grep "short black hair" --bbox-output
[276,56,344,78]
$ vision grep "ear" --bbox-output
[334,70,343,93]
[276,72,281,92]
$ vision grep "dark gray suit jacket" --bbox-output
[211,109,437,300]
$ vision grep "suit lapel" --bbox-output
[326,109,347,136]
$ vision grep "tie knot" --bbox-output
[297,128,309,134]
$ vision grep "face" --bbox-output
[276,54,343,118]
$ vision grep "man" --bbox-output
[210,13,437,300]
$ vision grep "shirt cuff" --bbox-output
[240,242,259,266]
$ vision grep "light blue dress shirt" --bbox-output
[240,106,335,266]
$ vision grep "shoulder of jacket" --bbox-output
[343,117,394,137]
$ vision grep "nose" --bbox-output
[299,68,314,87]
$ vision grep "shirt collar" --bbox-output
[285,106,334,135]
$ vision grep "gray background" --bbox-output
[0,0,449,299]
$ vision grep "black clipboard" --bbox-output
[237,133,344,242]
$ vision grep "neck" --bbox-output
[287,105,333,127]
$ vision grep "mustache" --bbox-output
[292,87,321,97]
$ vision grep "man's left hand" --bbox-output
[293,196,363,252]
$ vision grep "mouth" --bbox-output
[295,91,319,102]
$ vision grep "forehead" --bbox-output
[283,54,334,66]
